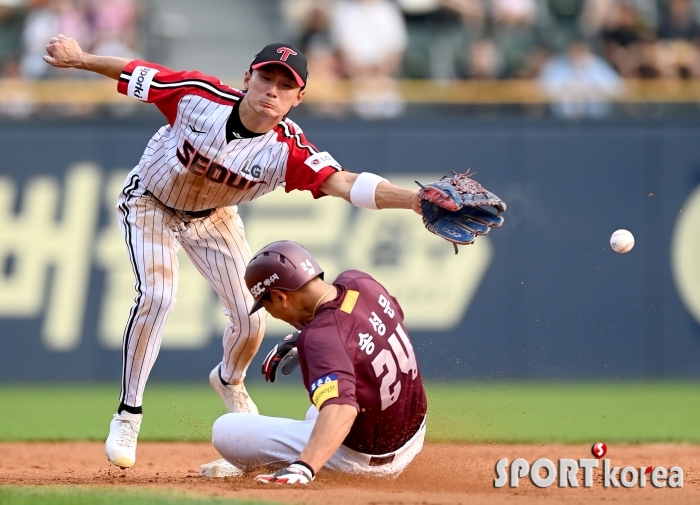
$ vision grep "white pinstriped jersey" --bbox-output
[117,60,342,211]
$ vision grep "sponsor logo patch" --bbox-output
[340,290,359,314]
[304,151,342,172]
[310,374,339,408]
[127,66,158,102]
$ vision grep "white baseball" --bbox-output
[610,229,635,253]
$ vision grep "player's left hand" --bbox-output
[255,461,315,484]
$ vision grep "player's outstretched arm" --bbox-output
[254,403,357,484]
[44,34,132,80]
[319,171,422,214]
[298,403,357,472]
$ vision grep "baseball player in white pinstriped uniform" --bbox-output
[44,35,422,473]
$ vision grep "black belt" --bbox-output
[181,208,216,219]
[143,190,215,220]
[369,454,395,466]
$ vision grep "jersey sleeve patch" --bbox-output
[310,374,339,409]
[339,290,359,314]
[126,66,159,101]
[304,151,342,172]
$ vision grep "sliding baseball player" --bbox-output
[43,35,423,472]
[211,240,428,482]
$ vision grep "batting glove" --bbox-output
[261,332,300,382]
[255,461,315,485]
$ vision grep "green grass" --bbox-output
[0,383,310,442]
[0,381,698,444]
[0,486,280,505]
[425,381,700,444]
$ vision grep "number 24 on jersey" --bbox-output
[368,295,417,411]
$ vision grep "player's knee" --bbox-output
[211,415,228,453]
[212,414,258,463]
[135,285,176,312]
[228,312,265,341]
[212,414,246,448]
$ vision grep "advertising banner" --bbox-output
[1,119,699,381]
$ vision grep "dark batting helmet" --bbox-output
[245,241,324,314]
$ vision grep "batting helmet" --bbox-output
[245,241,324,314]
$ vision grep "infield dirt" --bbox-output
[1,442,698,504]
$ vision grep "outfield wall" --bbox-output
[1,117,699,382]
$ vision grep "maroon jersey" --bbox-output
[298,270,427,455]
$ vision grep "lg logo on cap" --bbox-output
[277,47,297,62]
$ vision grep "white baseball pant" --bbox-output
[211,406,426,478]
[116,171,266,408]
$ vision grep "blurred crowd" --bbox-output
[1,0,699,119]
[0,0,143,79]
[283,0,700,80]
[282,0,700,117]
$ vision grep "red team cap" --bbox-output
[250,43,308,88]
[245,241,323,314]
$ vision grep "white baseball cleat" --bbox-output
[209,364,259,414]
[199,458,244,478]
[105,411,142,468]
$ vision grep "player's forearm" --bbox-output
[44,35,132,80]
[298,403,357,473]
[77,54,133,80]
[320,171,418,211]
[319,171,356,203]
[375,181,416,210]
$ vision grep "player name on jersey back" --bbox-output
[118,60,342,211]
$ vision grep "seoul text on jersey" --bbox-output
[176,138,265,191]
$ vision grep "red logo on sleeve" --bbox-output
[277,47,297,61]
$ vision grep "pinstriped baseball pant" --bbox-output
[116,173,266,408]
